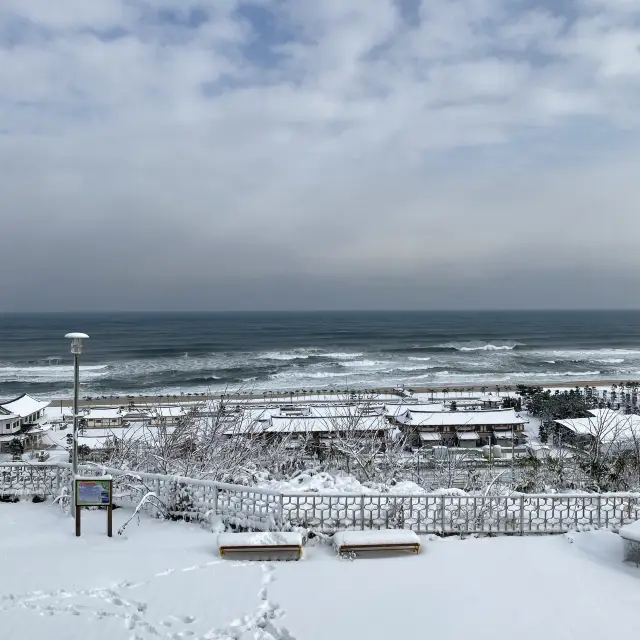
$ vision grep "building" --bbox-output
[83,407,125,429]
[148,405,186,426]
[396,408,527,449]
[0,409,21,438]
[0,394,52,454]
[478,394,503,409]
[554,409,640,449]
[0,393,50,427]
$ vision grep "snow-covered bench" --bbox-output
[333,530,420,555]
[619,520,640,565]
[218,532,303,560]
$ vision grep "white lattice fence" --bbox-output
[1,463,639,534]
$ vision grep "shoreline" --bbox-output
[48,378,627,408]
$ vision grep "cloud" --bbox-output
[1,0,640,310]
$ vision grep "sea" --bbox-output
[1,311,640,400]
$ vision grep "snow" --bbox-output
[619,519,640,543]
[85,408,123,420]
[1,502,639,640]
[266,415,390,433]
[401,409,526,427]
[456,431,479,440]
[333,529,420,548]
[556,413,640,442]
[218,532,303,548]
[0,393,50,418]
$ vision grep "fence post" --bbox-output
[519,495,525,535]
[278,493,284,530]
[360,494,365,530]
[55,466,61,494]
[213,485,219,517]
[440,495,446,534]
[597,495,602,529]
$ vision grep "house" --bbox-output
[0,393,51,427]
[397,409,527,449]
[0,409,21,437]
[554,410,640,449]
[83,407,124,428]
[479,394,503,409]
[121,407,151,423]
[0,394,52,454]
[148,405,185,426]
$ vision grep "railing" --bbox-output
[1,462,639,535]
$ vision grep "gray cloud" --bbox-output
[1,0,640,311]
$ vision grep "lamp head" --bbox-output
[65,332,89,355]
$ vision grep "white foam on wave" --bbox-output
[322,352,365,360]
[436,341,520,352]
[408,356,431,361]
[392,364,438,372]
[258,351,311,361]
[0,364,108,382]
[546,349,640,361]
[458,344,517,352]
[340,360,384,368]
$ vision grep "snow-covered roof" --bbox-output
[85,408,122,420]
[386,403,444,416]
[264,415,391,434]
[0,394,50,419]
[121,408,151,419]
[152,406,185,418]
[457,432,479,440]
[419,432,441,441]
[72,424,177,449]
[401,409,526,428]
[0,411,18,422]
[555,412,640,443]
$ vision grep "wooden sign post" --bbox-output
[75,475,113,538]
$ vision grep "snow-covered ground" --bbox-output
[1,503,638,640]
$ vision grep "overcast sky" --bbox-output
[1,0,639,311]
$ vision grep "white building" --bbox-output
[555,409,640,448]
[0,394,52,454]
[0,409,20,437]
[397,408,527,449]
[149,405,185,426]
[0,393,50,427]
[83,407,124,428]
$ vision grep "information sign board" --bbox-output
[75,478,112,507]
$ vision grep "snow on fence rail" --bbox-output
[1,462,639,535]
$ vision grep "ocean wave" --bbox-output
[434,341,522,352]
[0,364,109,383]
[408,356,432,361]
[257,350,312,361]
[322,352,365,360]
[340,360,384,368]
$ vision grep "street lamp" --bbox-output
[65,332,89,504]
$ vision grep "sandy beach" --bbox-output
[49,379,629,408]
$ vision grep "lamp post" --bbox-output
[65,332,89,510]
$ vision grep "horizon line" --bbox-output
[2,308,640,315]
